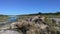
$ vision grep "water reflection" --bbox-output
[7,16,17,23]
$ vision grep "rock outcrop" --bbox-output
[0,30,22,34]
[0,15,58,34]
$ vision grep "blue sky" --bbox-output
[0,0,60,15]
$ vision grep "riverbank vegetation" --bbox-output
[17,12,60,20]
[0,15,9,22]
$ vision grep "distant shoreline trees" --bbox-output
[38,12,60,15]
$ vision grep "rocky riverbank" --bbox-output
[0,15,60,34]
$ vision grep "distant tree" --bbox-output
[55,12,60,15]
[38,12,42,14]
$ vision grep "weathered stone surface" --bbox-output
[0,30,22,34]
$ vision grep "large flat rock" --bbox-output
[0,30,22,34]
